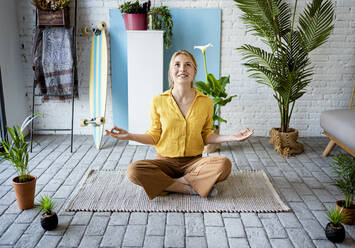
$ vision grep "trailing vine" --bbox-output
[149,6,173,49]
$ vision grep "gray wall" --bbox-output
[0,0,26,131]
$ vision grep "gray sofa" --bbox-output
[320,83,355,157]
[320,109,355,156]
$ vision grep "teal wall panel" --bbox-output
[163,8,221,90]
[110,10,128,130]
[110,9,221,129]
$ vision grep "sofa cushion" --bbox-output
[320,109,355,151]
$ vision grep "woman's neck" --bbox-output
[172,84,195,102]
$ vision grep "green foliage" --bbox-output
[195,74,237,126]
[119,0,149,14]
[330,153,355,208]
[326,207,350,226]
[149,6,173,49]
[37,195,55,215]
[32,0,70,11]
[235,0,334,132]
[0,114,40,183]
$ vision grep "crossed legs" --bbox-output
[127,155,232,200]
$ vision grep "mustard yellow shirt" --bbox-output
[146,88,214,157]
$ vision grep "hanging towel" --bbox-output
[32,27,77,101]
[32,27,47,97]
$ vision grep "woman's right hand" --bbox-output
[105,126,130,140]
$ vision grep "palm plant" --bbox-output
[235,0,334,132]
[0,114,40,182]
[330,153,355,208]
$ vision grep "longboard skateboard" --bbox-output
[80,22,108,150]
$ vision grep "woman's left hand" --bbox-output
[230,128,254,142]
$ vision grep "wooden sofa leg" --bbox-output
[322,140,336,157]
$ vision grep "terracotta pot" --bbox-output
[269,128,304,157]
[41,212,58,231]
[203,128,221,154]
[12,175,36,210]
[336,200,355,225]
[122,13,147,30]
[325,222,345,243]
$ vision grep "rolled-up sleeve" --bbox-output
[145,97,162,145]
[201,99,214,144]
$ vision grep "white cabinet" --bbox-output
[127,31,164,145]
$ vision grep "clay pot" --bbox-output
[12,175,36,210]
[325,222,345,243]
[269,128,304,157]
[336,200,355,225]
[203,128,221,154]
[41,212,58,231]
[122,13,147,30]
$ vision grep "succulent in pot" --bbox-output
[119,0,151,30]
[37,195,58,231]
[325,206,349,243]
[0,114,40,210]
[330,153,355,225]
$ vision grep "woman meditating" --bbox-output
[106,50,254,200]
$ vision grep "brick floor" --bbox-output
[0,134,354,247]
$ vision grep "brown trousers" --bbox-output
[127,154,232,200]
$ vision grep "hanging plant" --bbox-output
[149,6,173,49]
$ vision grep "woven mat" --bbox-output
[65,169,290,213]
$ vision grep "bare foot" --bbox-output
[175,176,189,185]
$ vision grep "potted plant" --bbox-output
[0,114,40,210]
[37,195,58,231]
[148,6,173,49]
[325,206,348,243]
[119,0,151,30]
[330,153,355,225]
[32,0,71,26]
[194,44,237,153]
[234,0,335,157]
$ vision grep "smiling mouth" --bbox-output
[178,74,189,78]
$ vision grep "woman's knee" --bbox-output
[215,156,232,180]
[127,161,144,183]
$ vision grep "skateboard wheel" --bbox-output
[96,117,105,125]
[80,26,91,36]
[98,22,106,31]
[80,119,88,127]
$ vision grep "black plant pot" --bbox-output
[40,212,58,231]
[325,222,345,243]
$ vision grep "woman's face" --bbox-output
[171,54,196,86]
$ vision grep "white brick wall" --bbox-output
[16,0,355,137]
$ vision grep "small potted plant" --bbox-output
[119,0,151,30]
[194,44,237,153]
[32,0,71,26]
[37,195,58,231]
[0,115,40,210]
[148,6,173,49]
[330,153,355,225]
[325,206,348,243]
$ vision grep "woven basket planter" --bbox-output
[269,128,304,157]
